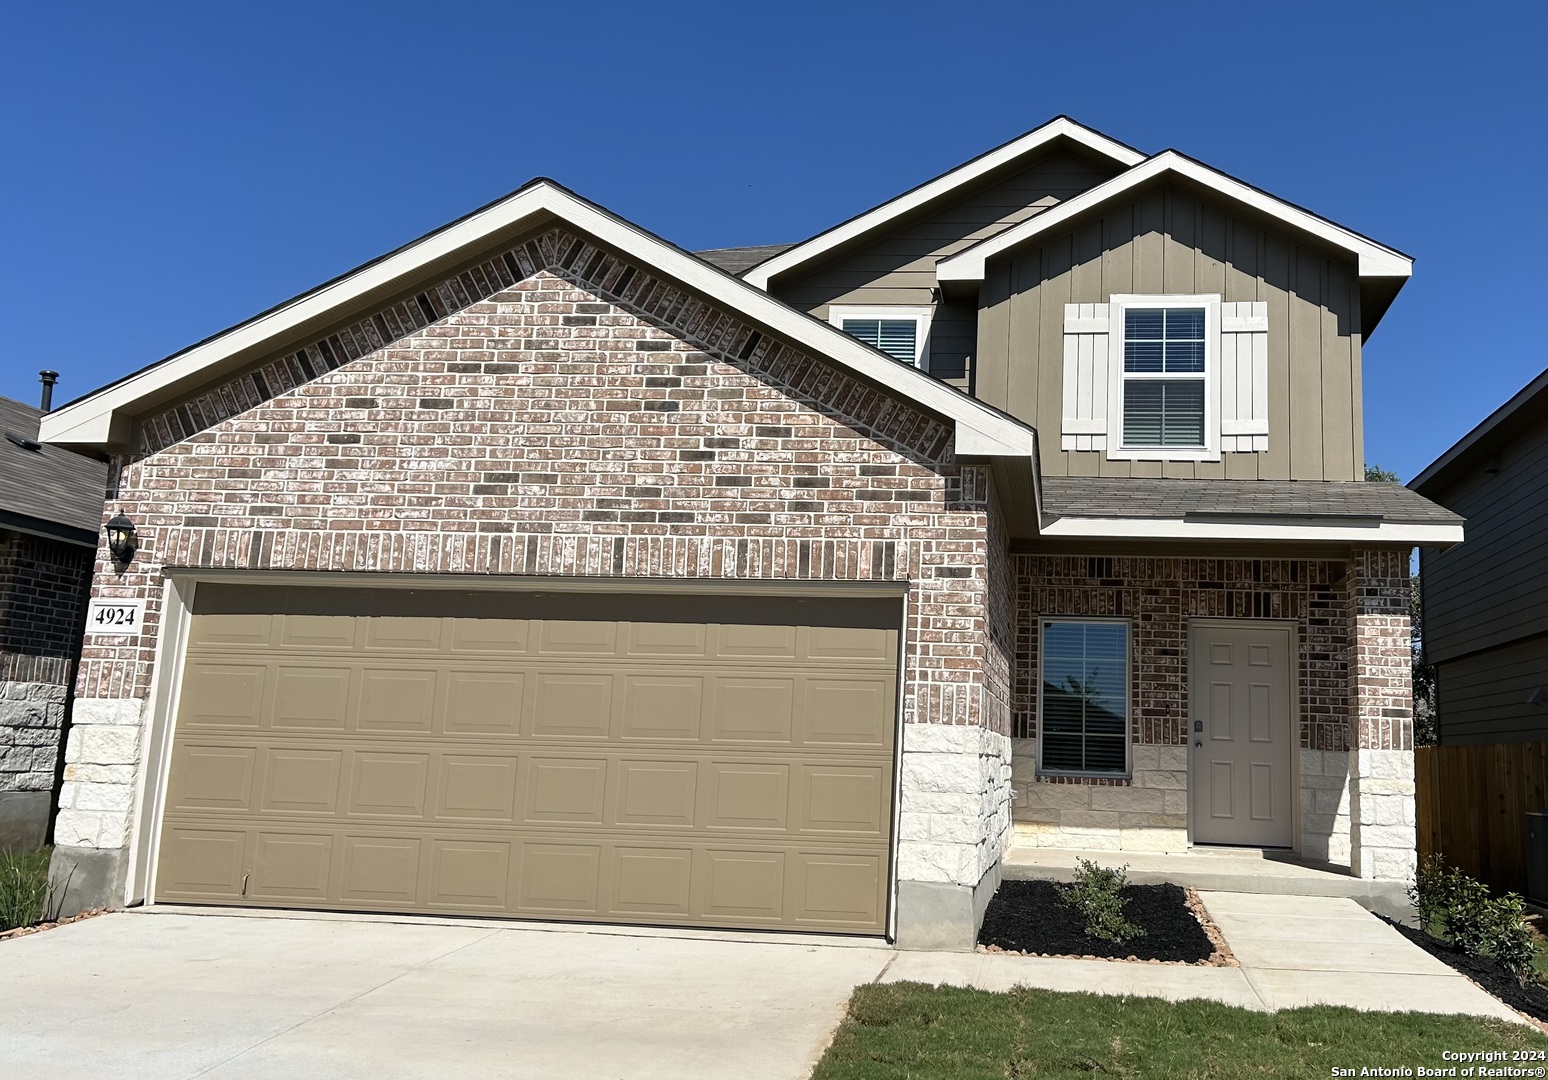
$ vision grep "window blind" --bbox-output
[1121,306,1206,449]
[841,318,918,366]
[1039,621,1129,775]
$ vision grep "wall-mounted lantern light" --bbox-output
[105,513,137,564]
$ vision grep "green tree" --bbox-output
[1364,463,1402,482]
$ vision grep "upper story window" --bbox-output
[829,305,931,369]
[1121,305,1207,449]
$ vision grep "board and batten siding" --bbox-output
[973,183,1365,480]
[1422,417,1548,668]
[771,150,1122,386]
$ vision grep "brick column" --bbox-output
[1346,548,1417,882]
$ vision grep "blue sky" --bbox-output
[1,1,1543,481]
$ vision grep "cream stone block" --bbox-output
[1087,786,1164,813]
[906,791,980,816]
[72,783,133,813]
[896,841,976,885]
[1130,746,1160,772]
[73,727,140,767]
[52,809,104,848]
[1058,809,1123,830]
[902,723,980,754]
[62,763,137,785]
[898,811,931,842]
[1049,829,1122,851]
[1162,790,1189,815]
[1011,805,1061,825]
[71,698,145,727]
[929,814,986,845]
[1155,746,1190,771]
[1138,770,1187,790]
[1120,827,1189,853]
[1018,783,1093,810]
[900,753,982,795]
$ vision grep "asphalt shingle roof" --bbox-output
[1040,478,1462,526]
[695,245,795,275]
[0,397,109,537]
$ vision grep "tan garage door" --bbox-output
[156,584,899,934]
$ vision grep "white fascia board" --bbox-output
[39,182,1039,472]
[742,118,1145,290]
[938,151,1413,284]
[1040,516,1462,546]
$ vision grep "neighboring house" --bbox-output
[38,117,1460,947]
[0,378,108,849]
[1412,369,1548,744]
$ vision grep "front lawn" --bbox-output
[812,982,1548,1080]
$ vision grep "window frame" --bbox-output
[1035,616,1133,780]
[1105,293,1221,462]
[828,304,933,370]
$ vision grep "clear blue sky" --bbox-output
[2,1,1543,481]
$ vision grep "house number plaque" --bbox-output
[86,598,146,634]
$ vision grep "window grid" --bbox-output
[1121,305,1207,450]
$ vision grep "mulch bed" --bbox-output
[1386,918,1548,1024]
[0,908,111,943]
[977,879,1228,965]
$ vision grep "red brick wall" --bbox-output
[1013,554,1351,753]
[0,531,93,686]
[1348,548,1414,751]
[78,229,1004,731]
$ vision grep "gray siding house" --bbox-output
[39,118,1458,946]
[1412,369,1548,744]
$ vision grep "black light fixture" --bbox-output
[105,513,137,564]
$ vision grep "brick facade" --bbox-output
[58,229,1012,903]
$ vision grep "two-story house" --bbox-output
[38,118,1460,948]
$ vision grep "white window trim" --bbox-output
[828,304,933,370]
[1035,616,1133,780]
[1106,293,1221,462]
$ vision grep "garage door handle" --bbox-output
[241,871,250,897]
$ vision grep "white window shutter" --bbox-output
[1062,303,1110,451]
[1219,301,1268,452]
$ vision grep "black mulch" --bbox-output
[977,879,1214,963]
[1385,918,1548,1023]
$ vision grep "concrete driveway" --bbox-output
[0,911,895,1080]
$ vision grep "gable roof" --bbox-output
[740,117,1145,290]
[697,245,794,274]
[38,179,1044,531]
[938,150,1412,281]
[0,397,109,544]
[1411,367,1548,495]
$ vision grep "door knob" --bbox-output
[1194,741,1202,748]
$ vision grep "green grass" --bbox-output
[811,982,1548,1080]
[0,846,52,932]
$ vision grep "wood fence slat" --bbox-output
[1419,740,1548,896]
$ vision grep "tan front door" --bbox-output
[1188,622,1293,847]
[156,584,899,934]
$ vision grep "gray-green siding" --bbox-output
[771,150,1122,384]
[1434,635,1548,745]
[974,182,1365,480]
[1422,417,1548,668]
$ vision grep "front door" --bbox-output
[1188,622,1293,847]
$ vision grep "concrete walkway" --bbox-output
[0,893,1523,1080]
[886,891,1522,1022]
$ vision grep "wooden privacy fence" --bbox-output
[1414,741,1548,896]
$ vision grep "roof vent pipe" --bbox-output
[38,370,58,413]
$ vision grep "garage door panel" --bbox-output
[517,843,602,914]
[160,591,898,934]
[168,745,258,811]
[611,846,694,917]
[251,832,334,900]
[278,614,357,650]
[712,678,795,743]
[436,755,520,822]
[706,763,790,831]
[272,667,353,731]
[429,840,511,910]
[615,760,697,827]
[804,678,893,747]
[799,765,887,836]
[620,675,703,741]
[261,748,343,814]
[339,835,422,905]
[532,673,614,739]
[444,670,524,735]
[348,753,431,818]
[359,668,438,734]
[447,617,530,653]
[525,757,608,824]
[793,853,884,928]
[178,663,267,730]
[701,849,785,922]
[159,828,249,898]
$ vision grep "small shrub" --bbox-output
[1446,873,1496,957]
[1409,853,1459,936]
[1058,858,1145,945]
[0,847,52,932]
[1484,892,1538,987]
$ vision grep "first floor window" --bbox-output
[1121,305,1207,448]
[1038,619,1130,776]
[828,305,931,368]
